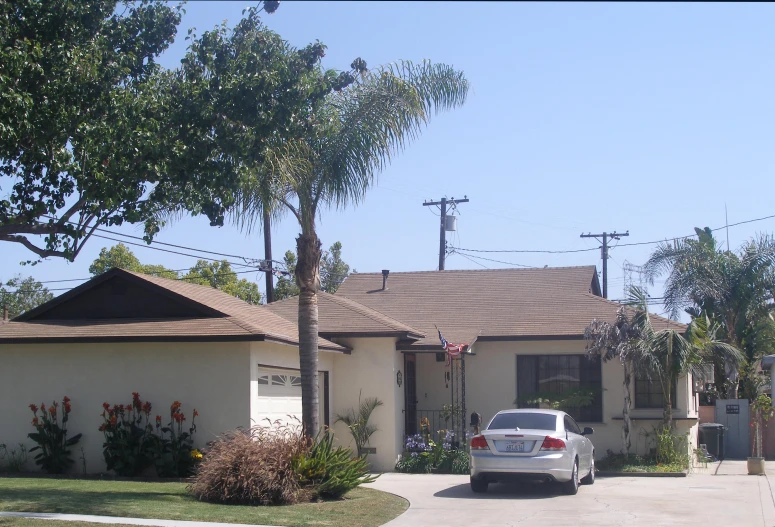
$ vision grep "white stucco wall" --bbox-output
[412,339,699,460]
[0,341,253,474]
[329,337,402,472]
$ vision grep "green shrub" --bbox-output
[293,430,377,499]
[0,443,28,472]
[150,401,198,477]
[189,424,309,505]
[28,397,82,474]
[99,393,154,476]
[100,394,199,477]
[450,449,469,474]
[654,428,689,468]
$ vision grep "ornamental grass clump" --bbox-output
[28,396,82,474]
[189,424,309,505]
[189,425,376,505]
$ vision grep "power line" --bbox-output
[450,251,533,268]
[450,212,775,255]
[454,251,489,269]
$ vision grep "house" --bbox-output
[0,266,695,474]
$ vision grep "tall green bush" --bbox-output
[99,393,154,476]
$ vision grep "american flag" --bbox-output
[437,328,465,365]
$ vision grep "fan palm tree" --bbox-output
[235,60,469,434]
[644,229,775,398]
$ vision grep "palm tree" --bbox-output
[236,61,469,434]
[585,305,645,455]
[627,289,743,429]
[644,229,775,398]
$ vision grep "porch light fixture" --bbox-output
[396,370,403,387]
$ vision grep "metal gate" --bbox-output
[714,399,750,459]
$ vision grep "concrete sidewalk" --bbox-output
[0,512,277,527]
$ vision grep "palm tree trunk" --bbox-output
[622,361,632,456]
[663,345,673,430]
[296,231,323,436]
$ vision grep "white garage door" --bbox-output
[256,369,303,429]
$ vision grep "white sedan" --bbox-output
[469,409,595,495]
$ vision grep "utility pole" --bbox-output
[423,196,469,270]
[263,209,274,303]
[580,231,629,298]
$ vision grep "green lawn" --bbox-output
[0,520,134,527]
[0,478,407,527]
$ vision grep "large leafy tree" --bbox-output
[1,275,54,318]
[89,243,178,279]
[320,241,352,294]
[89,244,260,304]
[643,228,775,398]
[274,251,300,301]
[1,1,346,262]
[235,60,469,434]
[182,260,261,305]
[0,0,182,260]
[274,241,352,300]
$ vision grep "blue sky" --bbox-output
[3,1,775,316]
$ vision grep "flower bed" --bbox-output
[395,430,469,474]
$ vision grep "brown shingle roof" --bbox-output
[264,291,425,339]
[0,269,347,351]
[333,267,685,347]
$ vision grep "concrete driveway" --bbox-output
[365,470,775,526]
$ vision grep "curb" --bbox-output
[596,470,687,478]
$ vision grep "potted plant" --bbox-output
[749,393,773,475]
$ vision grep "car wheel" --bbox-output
[470,476,488,493]
[563,459,579,495]
[581,455,595,485]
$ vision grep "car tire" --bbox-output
[563,459,579,495]
[581,455,595,485]
[470,476,488,493]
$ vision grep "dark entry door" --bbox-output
[404,353,417,436]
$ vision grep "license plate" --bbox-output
[505,441,524,452]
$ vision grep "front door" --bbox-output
[404,353,418,436]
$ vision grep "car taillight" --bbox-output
[540,437,566,451]
[470,435,489,451]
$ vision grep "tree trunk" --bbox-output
[622,361,632,456]
[663,340,673,430]
[296,231,322,436]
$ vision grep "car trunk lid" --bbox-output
[482,429,553,456]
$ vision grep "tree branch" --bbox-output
[280,198,302,224]
[0,234,69,260]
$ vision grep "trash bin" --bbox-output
[699,423,726,460]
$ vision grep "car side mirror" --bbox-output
[582,427,594,436]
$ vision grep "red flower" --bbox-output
[29,404,38,413]
[155,415,162,424]
[98,424,106,432]
[31,417,39,426]
[193,409,199,418]
[63,396,70,404]
[173,412,185,423]
[102,402,110,411]
[40,403,46,413]
[48,406,56,417]
[118,404,124,412]
[109,415,117,426]
[64,403,72,414]
[171,401,182,413]
[142,402,152,414]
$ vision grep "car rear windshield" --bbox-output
[487,413,557,431]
